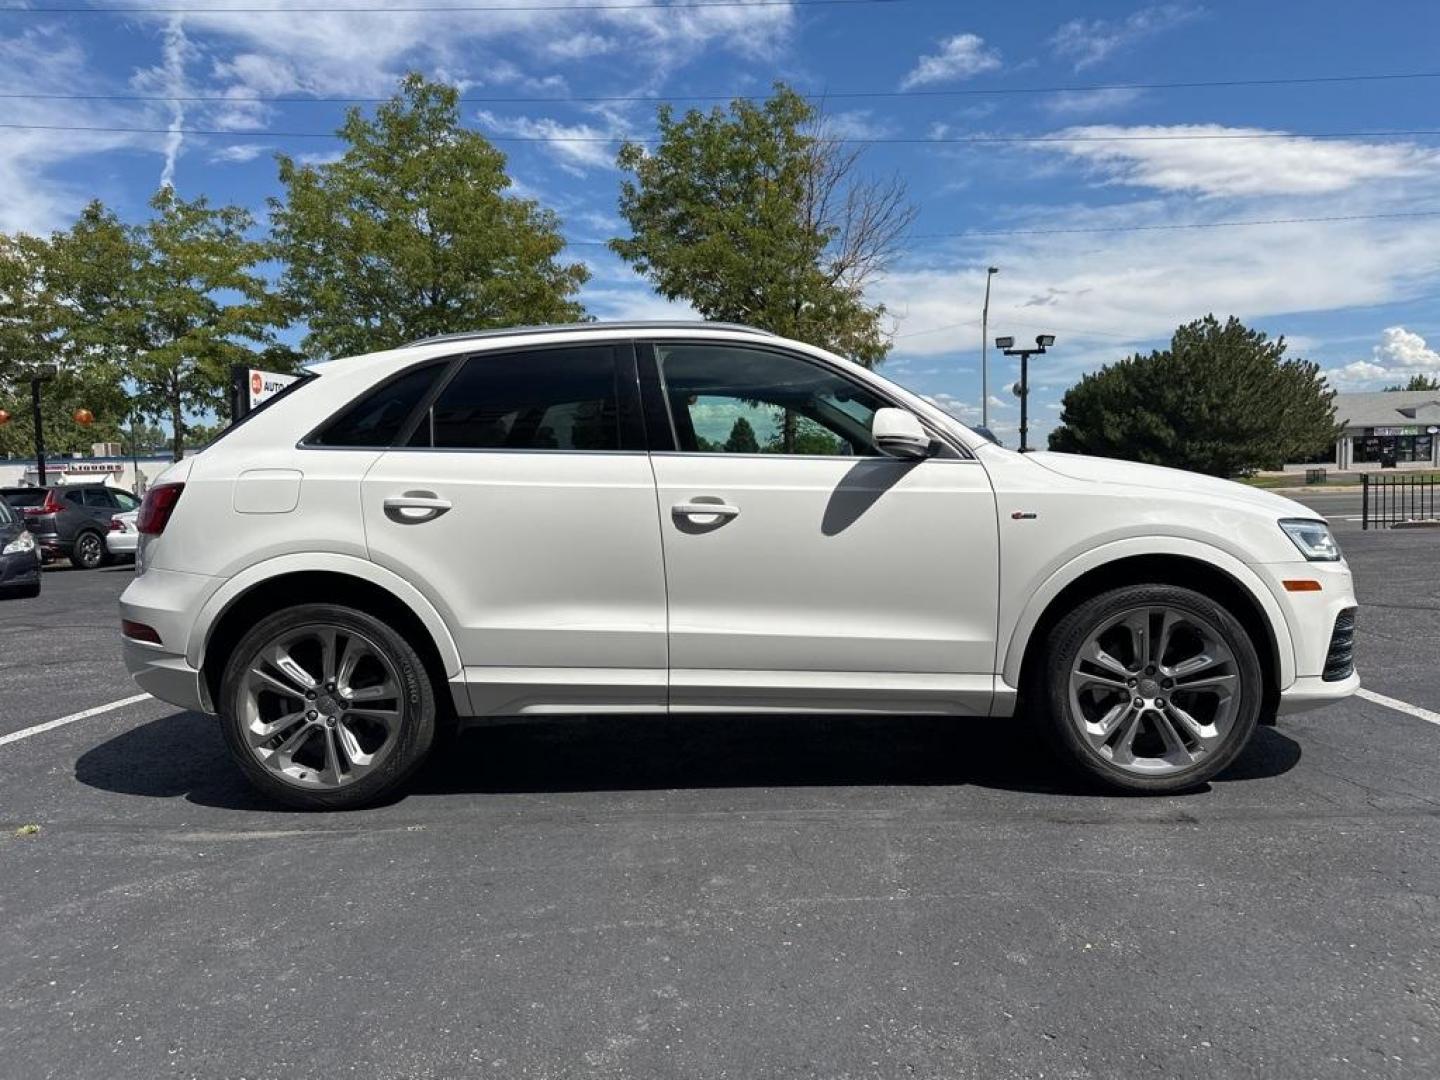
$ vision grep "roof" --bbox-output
[1335,390,1440,429]
[404,320,777,348]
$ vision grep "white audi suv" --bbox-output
[119,322,1358,808]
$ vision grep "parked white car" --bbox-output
[105,510,139,559]
[119,322,1358,808]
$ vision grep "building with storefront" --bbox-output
[1332,390,1440,469]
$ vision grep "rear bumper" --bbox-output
[119,567,221,712]
[106,533,138,556]
[1276,670,1360,715]
[122,638,210,713]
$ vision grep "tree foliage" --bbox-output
[1048,315,1338,476]
[52,192,288,461]
[1384,373,1440,392]
[612,84,913,368]
[1,225,128,458]
[271,74,589,360]
[722,416,759,453]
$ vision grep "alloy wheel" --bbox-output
[239,624,406,789]
[1068,605,1240,776]
[75,533,103,569]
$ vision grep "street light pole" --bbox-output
[980,266,998,429]
[30,375,48,486]
[995,334,1056,453]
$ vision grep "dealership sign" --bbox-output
[248,369,300,410]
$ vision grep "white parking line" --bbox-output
[0,693,153,748]
[1357,688,1440,728]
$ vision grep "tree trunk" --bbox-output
[170,394,184,462]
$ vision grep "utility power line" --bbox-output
[2,0,892,12]
[4,121,1439,144]
[563,209,1440,249]
[3,70,1437,105]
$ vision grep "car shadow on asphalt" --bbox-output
[73,710,1303,812]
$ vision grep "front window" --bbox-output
[653,343,886,457]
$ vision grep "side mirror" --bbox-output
[872,408,933,460]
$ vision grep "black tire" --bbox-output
[72,531,107,570]
[218,604,437,810]
[1031,583,1263,794]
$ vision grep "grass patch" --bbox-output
[13,824,41,838]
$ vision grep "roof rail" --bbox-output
[403,320,778,348]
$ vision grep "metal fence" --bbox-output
[1361,472,1439,530]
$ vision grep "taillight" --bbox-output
[108,516,124,532]
[136,483,185,535]
[41,491,65,515]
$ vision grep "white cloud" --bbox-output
[1374,326,1440,371]
[1325,360,1389,386]
[158,16,189,189]
[473,109,627,174]
[877,202,1440,385]
[0,26,174,232]
[1050,4,1203,70]
[1034,125,1437,198]
[209,143,271,164]
[1322,329,1440,389]
[820,109,898,141]
[1041,87,1144,117]
[901,33,1001,90]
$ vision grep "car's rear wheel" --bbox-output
[72,530,108,570]
[218,604,437,810]
[1034,584,1263,793]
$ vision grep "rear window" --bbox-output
[2,489,45,508]
[407,347,620,451]
[311,363,445,448]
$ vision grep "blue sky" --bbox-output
[3,0,1439,442]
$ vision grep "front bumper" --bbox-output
[0,550,41,591]
[1277,669,1361,715]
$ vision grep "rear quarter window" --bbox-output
[309,363,446,448]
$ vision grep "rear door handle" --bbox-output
[672,501,740,521]
[383,491,452,523]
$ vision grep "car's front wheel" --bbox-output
[1035,584,1263,793]
[218,604,437,809]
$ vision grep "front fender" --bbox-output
[1000,535,1297,690]
[186,551,463,679]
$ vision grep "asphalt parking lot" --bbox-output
[1,511,1437,1079]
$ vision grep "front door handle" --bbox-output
[672,501,740,521]
[383,491,452,523]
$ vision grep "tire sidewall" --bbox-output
[74,532,104,569]
[218,604,437,810]
[1040,584,1263,793]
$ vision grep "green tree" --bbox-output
[0,226,127,459]
[722,415,759,453]
[1384,373,1440,392]
[1048,315,1338,476]
[271,74,589,360]
[612,84,913,369]
[53,193,288,461]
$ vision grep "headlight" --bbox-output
[2,530,35,556]
[1279,518,1340,561]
